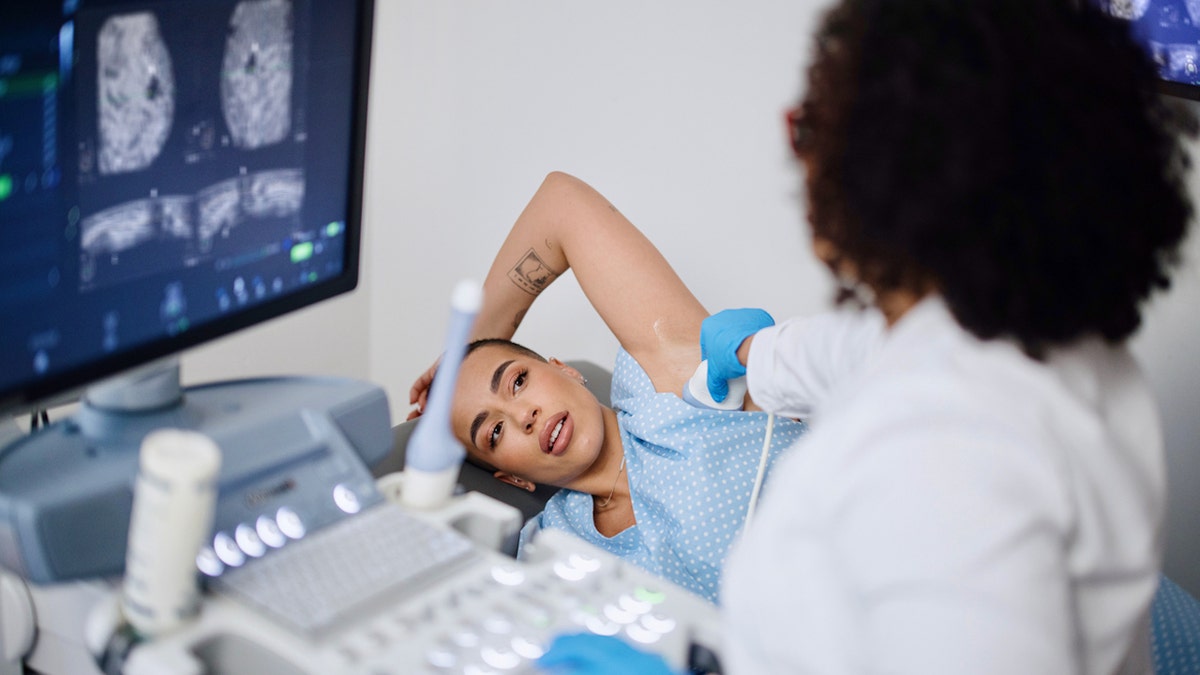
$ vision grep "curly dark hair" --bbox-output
[794,0,1196,356]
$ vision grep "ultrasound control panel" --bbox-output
[196,407,386,580]
[122,490,725,675]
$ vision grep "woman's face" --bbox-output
[451,344,607,488]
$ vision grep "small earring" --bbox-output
[581,376,589,385]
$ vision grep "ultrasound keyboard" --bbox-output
[211,501,478,635]
[126,492,724,675]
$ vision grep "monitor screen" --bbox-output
[0,0,373,414]
[1095,0,1200,100]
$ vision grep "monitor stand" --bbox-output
[0,417,20,450]
[0,358,394,585]
[81,356,187,416]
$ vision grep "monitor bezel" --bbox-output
[0,0,376,416]
[1157,78,1200,101]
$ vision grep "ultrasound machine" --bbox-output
[0,1,721,673]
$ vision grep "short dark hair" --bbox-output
[465,338,547,363]
[795,0,1196,356]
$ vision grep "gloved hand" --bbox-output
[536,633,681,675]
[700,308,775,402]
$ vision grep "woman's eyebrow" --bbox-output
[491,359,515,393]
[470,359,516,449]
[469,411,488,450]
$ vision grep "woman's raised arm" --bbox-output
[409,172,707,415]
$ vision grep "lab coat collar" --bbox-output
[880,294,953,351]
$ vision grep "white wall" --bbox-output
[364,0,832,414]
[1131,178,1200,597]
[193,0,1200,594]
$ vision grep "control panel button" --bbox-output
[553,561,587,582]
[235,523,267,558]
[195,546,224,577]
[256,515,287,548]
[603,603,637,625]
[451,629,481,649]
[480,645,522,670]
[633,586,666,605]
[568,552,602,573]
[333,483,362,514]
[511,636,546,660]
[276,507,306,539]
[490,564,525,587]
[625,623,663,645]
[584,614,621,636]
[213,532,245,568]
[641,612,678,634]
[482,613,515,635]
[425,643,458,669]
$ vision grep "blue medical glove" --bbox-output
[536,633,681,675]
[700,308,775,402]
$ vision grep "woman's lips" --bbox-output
[542,413,572,456]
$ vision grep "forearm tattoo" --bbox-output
[508,248,561,296]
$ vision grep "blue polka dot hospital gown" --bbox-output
[518,349,807,604]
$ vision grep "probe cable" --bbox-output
[745,412,776,524]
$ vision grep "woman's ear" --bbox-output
[547,357,585,384]
[494,471,537,492]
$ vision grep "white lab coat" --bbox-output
[722,296,1162,674]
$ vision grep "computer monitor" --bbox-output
[1095,0,1200,100]
[0,0,392,584]
[0,0,373,412]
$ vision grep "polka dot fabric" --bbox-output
[519,349,807,605]
[1152,575,1200,675]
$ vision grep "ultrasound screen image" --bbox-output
[72,0,315,291]
[1164,42,1200,81]
[79,162,306,279]
[196,170,305,249]
[1096,0,1200,89]
[97,13,175,175]
[196,179,242,242]
[0,0,361,407]
[159,195,193,240]
[80,198,156,255]
[1104,0,1152,19]
[80,194,196,284]
[244,168,304,218]
[222,0,294,149]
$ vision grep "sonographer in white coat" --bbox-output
[535,1,1196,674]
[715,301,1164,673]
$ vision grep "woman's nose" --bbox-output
[521,406,539,433]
